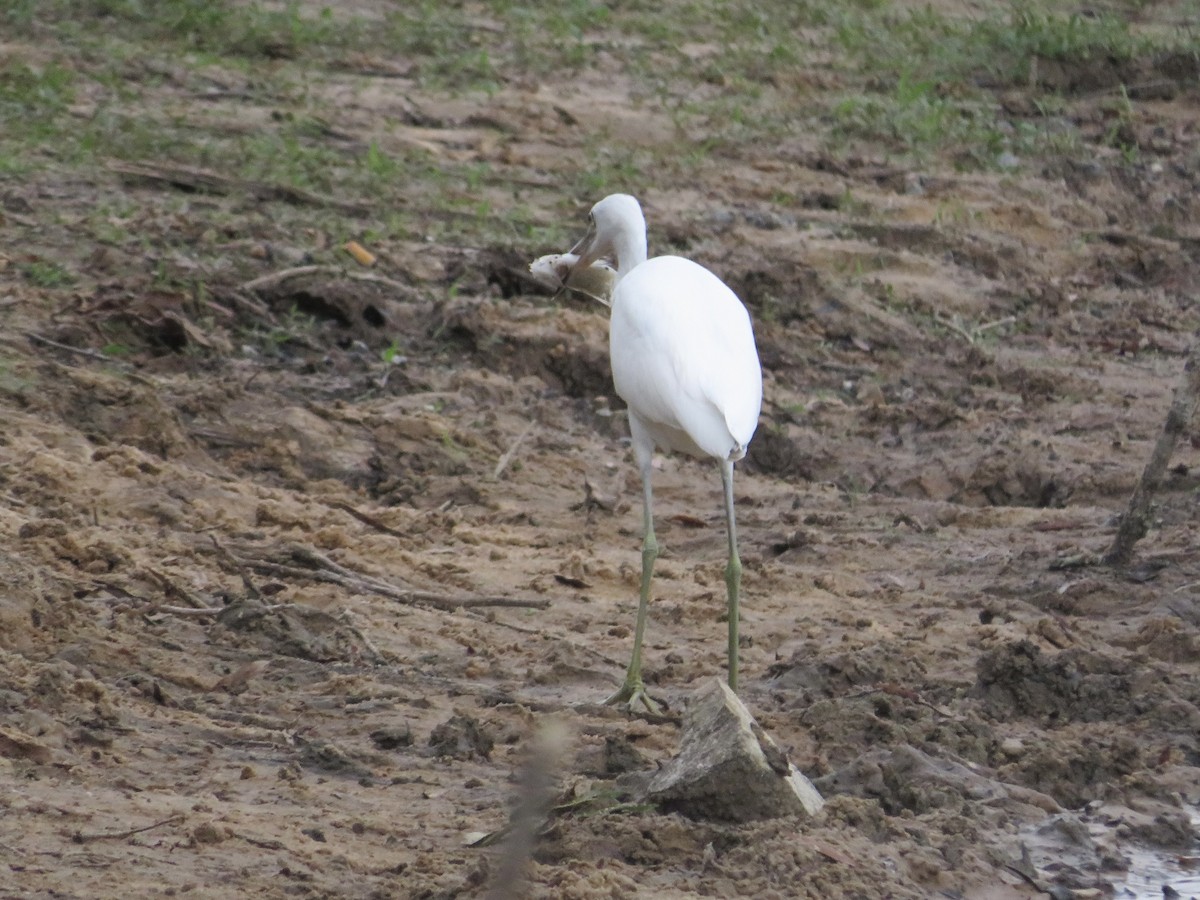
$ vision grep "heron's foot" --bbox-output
[605,678,661,715]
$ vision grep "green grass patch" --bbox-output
[20,259,76,288]
[6,1,347,59]
[4,0,1198,279]
[825,2,1199,164]
[0,60,75,144]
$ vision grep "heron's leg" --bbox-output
[630,474,659,687]
[607,427,660,713]
[721,459,741,693]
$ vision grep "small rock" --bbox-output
[856,381,885,407]
[643,678,824,823]
[429,715,494,761]
[370,725,413,751]
[0,726,53,765]
[602,735,646,775]
[1000,737,1025,758]
[193,822,225,845]
[301,739,371,777]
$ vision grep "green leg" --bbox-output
[606,467,660,713]
[721,460,742,693]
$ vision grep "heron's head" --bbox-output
[568,194,646,277]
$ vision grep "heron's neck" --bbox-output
[614,226,648,281]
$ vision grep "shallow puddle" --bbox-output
[1114,808,1200,900]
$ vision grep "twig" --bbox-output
[843,683,954,718]
[144,568,208,609]
[336,610,388,664]
[25,331,120,365]
[1106,330,1200,566]
[1048,552,1100,571]
[571,477,615,515]
[219,288,275,320]
[1003,843,1049,895]
[240,264,329,293]
[462,608,627,669]
[975,315,1016,335]
[343,270,423,300]
[226,543,550,610]
[934,314,1015,345]
[330,501,408,539]
[154,603,292,617]
[937,315,977,344]
[209,535,261,599]
[156,605,226,617]
[73,814,184,844]
[109,160,367,213]
[240,264,421,300]
[493,421,536,479]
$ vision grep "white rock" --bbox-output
[644,678,824,822]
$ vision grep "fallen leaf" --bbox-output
[344,240,376,267]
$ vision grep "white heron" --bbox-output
[560,193,762,712]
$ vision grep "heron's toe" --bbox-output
[605,680,661,715]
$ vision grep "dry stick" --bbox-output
[460,606,627,669]
[240,264,330,293]
[230,544,550,610]
[493,421,536,479]
[345,270,424,299]
[844,685,954,718]
[25,331,121,365]
[330,501,408,539]
[336,610,388,664]
[240,264,422,300]
[1105,333,1200,567]
[156,605,227,617]
[975,315,1016,336]
[156,603,293,617]
[144,567,208,609]
[221,288,274,319]
[108,160,367,213]
[73,814,184,844]
[935,314,1015,346]
[209,535,261,599]
[485,725,566,900]
[23,333,158,387]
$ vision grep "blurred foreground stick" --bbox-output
[485,723,566,900]
[1106,330,1200,566]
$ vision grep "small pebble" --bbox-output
[999,737,1025,758]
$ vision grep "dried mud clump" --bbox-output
[974,639,1166,724]
[999,736,1144,809]
[768,641,930,697]
[429,714,495,761]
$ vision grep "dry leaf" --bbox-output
[344,240,376,267]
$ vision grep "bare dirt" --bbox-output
[3,9,1200,900]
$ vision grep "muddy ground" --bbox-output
[3,4,1200,899]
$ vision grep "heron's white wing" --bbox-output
[610,256,762,460]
